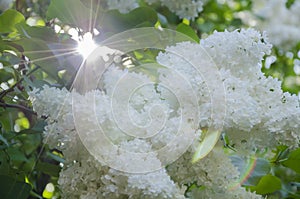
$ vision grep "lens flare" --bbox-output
[229,156,257,190]
[76,32,98,59]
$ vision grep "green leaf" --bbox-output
[15,22,58,42]
[20,134,42,155]
[101,7,158,34]
[0,39,23,53]
[20,156,36,174]
[0,134,9,146]
[0,38,12,52]
[286,0,296,9]
[282,148,300,174]
[0,151,10,174]
[36,161,61,177]
[0,9,25,33]
[198,21,214,33]
[0,109,17,131]
[271,145,289,164]
[0,175,31,199]
[176,23,199,43]
[15,38,61,80]
[130,62,165,82]
[6,147,28,166]
[0,69,14,83]
[249,174,281,195]
[157,13,168,27]
[30,120,46,132]
[0,52,21,66]
[47,0,95,31]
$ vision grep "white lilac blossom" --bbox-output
[157,29,300,149]
[201,29,300,148]
[168,146,262,199]
[242,0,300,48]
[106,0,206,20]
[30,85,185,198]
[144,0,159,5]
[106,0,139,13]
[159,0,205,20]
[29,28,300,198]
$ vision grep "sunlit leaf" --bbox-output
[101,7,158,34]
[42,183,55,199]
[47,0,95,31]
[15,117,30,129]
[15,38,61,80]
[0,9,25,33]
[15,22,58,42]
[282,148,300,174]
[176,23,199,43]
[26,16,46,27]
[192,130,220,163]
[249,174,282,195]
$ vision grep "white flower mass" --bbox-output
[106,0,139,13]
[244,0,300,48]
[106,0,206,20]
[29,28,300,198]
[159,0,205,20]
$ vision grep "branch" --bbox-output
[0,102,36,115]
[0,66,39,100]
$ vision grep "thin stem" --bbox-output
[0,102,36,115]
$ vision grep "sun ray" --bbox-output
[15,48,77,55]
[24,50,79,64]
[89,0,93,33]
[92,0,101,33]
[3,49,80,69]
[3,53,78,70]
